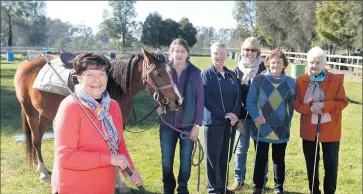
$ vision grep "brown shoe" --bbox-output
[230,182,244,191]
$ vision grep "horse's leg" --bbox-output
[37,115,52,181]
[26,113,51,181]
[115,168,131,193]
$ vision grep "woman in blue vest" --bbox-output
[202,42,242,194]
[156,38,204,194]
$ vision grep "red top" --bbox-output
[51,96,135,194]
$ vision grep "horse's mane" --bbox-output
[106,52,167,101]
[107,53,144,100]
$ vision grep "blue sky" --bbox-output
[46,1,237,34]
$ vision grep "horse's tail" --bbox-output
[21,111,33,165]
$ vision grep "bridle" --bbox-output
[142,59,176,106]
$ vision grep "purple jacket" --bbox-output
[160,61,204,128]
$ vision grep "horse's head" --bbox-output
[141,47,183,111]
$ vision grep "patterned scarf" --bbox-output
[74,84,119,153]
[303,70,331,124]
[237,56,262,85]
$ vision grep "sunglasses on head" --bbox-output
[244,48,258,52]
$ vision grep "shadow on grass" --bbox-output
[1,85,22,135]
[127,188,160,194]
[124,91,161,133]
[347,97,362,105]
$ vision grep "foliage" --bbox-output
[100,1,137,48]
[1,1,361,53]
[316,1,362,53]
[140,15,197,47]
[0,1,40,47]
[178,17,197,47]
[254,1,317,52]
[140,12,164,47]
[233,1,256,34]
[161,18,180,46]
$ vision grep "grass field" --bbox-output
[1,55,362,194]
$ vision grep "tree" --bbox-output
[0,1,37,47]
[195,26,217,48]
[178,17,197,47]
[96,28,110,45]
[28,15,47,47]
[140,12,164,47]
[100,1,137,48]
[255,1,286,49]
[194,26,206,49]
[254,1,317,51]
[293,1,318,52]
[161,18,180,46]
[27,1,48,47]
[69,24,93,50]
[45,19,73,48]
[349,1,363,50]
[316,1,361,54]
[233,0,256,36]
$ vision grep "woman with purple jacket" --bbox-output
[155,38,204,194]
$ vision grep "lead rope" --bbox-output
[159,113,204,192]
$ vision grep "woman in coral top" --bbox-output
[51,53,142,194]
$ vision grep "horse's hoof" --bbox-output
[115,186,131,194]
[39,174,51,182]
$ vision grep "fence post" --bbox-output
[356,58,359,80]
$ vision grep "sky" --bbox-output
[46,1,237,34]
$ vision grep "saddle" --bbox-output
[32,52,78,96]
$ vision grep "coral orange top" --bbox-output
[51,96,135,194]
[293,71,348,142]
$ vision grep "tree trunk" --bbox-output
[122,32,126,48]
[7,13,12,47]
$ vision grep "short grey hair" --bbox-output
[307,46,327,64]
[210,41,227,52]
[241,36,261,55]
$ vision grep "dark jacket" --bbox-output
[232,61,266,120]
[202,65,242,126]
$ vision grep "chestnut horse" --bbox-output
[13,48,183,187]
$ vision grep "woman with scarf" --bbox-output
[51,53,142,194]
[294,47,348,194]
[230,37,268,191]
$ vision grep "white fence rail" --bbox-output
[2,46,361,78]
[260,51,362,79]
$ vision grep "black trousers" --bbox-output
[252,141,287,192]
[204,123,236,194]
[303,139,340,194]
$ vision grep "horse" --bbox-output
[13,48,183,187]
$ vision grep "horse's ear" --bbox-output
[141,47,153,61]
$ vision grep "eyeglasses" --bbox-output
[82,72,108,81]
[244,48,258,52]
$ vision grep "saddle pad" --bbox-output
[32,58,73,96]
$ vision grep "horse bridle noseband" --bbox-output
[142,60,176,106]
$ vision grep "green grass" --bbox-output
[1,57,361,193]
